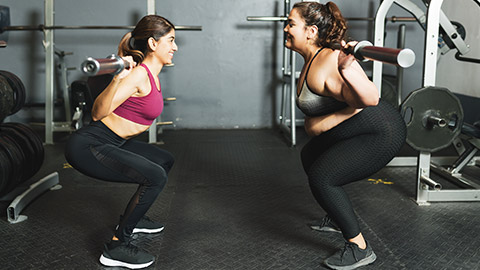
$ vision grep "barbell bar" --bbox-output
[345,40,416,68]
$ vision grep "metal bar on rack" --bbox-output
[44,0,55,144]
[2,25,202,31]
[246,16,416,22]
[290,51,296,146]
[148,0,157,143]
[246,16,287,21]
[372,0,395,94]
[396,24,406,107]
[423,0,444,87]
[147,0,155,15]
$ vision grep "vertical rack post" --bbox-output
[246,0,295,146]
[281,0,296,147]
[396,24,406,107]
[289,50,296,146]
[44,0,55,144]
[147,0,158,144]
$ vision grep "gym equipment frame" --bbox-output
[1,0,201,144]
[374,0,480,204]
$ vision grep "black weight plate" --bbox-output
[0,75,14,122]
[400,86,464,152]
[0,135,24,194]
[0,125,36,181]
[0,70,26,115]
[0,147,12,196]
[1,122,44,174]
[1,70,26,114]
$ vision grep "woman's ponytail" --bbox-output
[322,2,347,49]
[117,31,145,64]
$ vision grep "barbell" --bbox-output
[336,40,416,68]
[81,54,130,76]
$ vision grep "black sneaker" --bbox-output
[99,241,155,269]
[133,216,165,234]
[117,216,165,234]
[324,241,376,270]
[310,215,342,233]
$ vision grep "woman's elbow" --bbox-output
[305,124,322,137]
[91,112,101,122]
[91,107,107,122]
[358,91,379,108]
[366,95,379,106]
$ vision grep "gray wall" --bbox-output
[1,0,478,129]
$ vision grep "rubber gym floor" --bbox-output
[0,128,479,270]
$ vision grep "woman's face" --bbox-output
[284,8,308,51]
[153,29,178,65]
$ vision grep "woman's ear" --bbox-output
[307,25,318,40]
[148,37,157,51]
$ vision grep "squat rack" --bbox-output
[375,0,480,204]
[4,0,201,144]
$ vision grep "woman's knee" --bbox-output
[144,165,168,190]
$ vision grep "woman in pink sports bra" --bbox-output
[65,15,177,269]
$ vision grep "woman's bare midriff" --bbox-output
[100,113,150,139]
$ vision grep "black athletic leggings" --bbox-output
[64,121,174,242]
[301,100,406,239]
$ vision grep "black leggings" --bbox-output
[64,121,174,242]
[301,100,406,239]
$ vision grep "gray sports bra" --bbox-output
[296,48,347,117]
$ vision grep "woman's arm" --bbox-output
[91,57,140,121]
[335,43,379,108]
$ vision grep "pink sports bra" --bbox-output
[113,64,163,125]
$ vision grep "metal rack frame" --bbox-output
[374,0,480,204]
[42,0,200,144]
[247,0,297,146]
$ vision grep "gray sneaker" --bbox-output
[310,215,342,233]
[324,241,376,270]
[99,240,155,269]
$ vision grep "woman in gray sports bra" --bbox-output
[284,2,406,270]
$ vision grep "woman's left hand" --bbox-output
[116,56,137,79]
[337,40,358,71]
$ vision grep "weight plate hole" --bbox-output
[403,107,413,125]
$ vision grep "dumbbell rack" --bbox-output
[247,0,299,147]
[375,0,480,204]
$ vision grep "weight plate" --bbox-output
[0,147,12,196]
[0,75,14,122]
[1,122,44,175]
[0,135,24,194]
[0,70,26,115]
[400,86,464,152]
[0,125,36,181]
